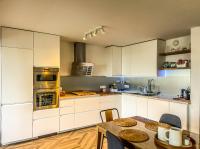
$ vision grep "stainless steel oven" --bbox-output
[34,67,59,89]
[33,67,59,111]
[33,89,59,111]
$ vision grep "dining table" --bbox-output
[96,116,199,149]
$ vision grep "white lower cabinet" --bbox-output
[60,114,75,132]
[33,109,59,137]
[169,102,188,130]
[121,95,137,118]
[148,99,170,121]
[33,116,59,137]
[136,96,148,118]
[1,103,33,145]
[75,110,100,128]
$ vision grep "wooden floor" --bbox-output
[0,127,107,149]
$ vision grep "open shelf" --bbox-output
[160,67,190,70]
[159,49,191,56]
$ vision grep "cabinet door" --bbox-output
[99,95,122,120]
[75,97,100,113]
[86,45,112,76]
[33,116,59,137]
[136,96,148,118]
[131,40,158,76]
[111,46,122,76]
[148,99,169,121]
[1,103,33,145]
[121,95,137,118]
[2,27,33,49]
[1,47,33,104]
[33,108,59,120]
[122,46,133,75]
[60,114,75,132]
[34,32,60,67]
[75,110,100,128]
[169,102,188,130]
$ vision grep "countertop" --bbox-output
[59,92,190,104]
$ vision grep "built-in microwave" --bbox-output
[34,67,59,89]
[33,89,59,111]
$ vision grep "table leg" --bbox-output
[96,126,104,149]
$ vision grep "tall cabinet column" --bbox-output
[0,27,33,145]
[190,27,200,134]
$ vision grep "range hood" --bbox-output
[71,42,94,76]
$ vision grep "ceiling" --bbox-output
[1,0,200,46]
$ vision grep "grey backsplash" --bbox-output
[61,76,190,97]
[60,76,122,91]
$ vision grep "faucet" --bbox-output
[147,79,154,93]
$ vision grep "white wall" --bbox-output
[190,27,200,134]
[60,39,73,76]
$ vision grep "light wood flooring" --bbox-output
[0,127,107,149]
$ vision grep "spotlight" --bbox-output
[92,30,97,36]
[100,27,105,34]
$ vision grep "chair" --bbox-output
[99,108,120,149]
[106,131,125,149]
[159,113,182,128]
[100,108,120,122]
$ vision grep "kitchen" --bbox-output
[0,0,200,149]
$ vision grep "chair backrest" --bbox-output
[100,108,120,122]
[106,131,124,149]
[159,113,182,128]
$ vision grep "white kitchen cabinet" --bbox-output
[59,99,74,115]
[169,102,188,130]
[106,46,122,76]
[136,96,148,118]
[1,103,33,145]
[75,110,100,128]
[122,45,133,75]
[75,97,100,113]
[86,45,112,76]
[34,32,60,67]
[99,95,122,119]
[1,47,33,104]
[121,94,137,118]
[1,27,33,49]
[148,99,170,121]
[33,116,59,137]
[33,108,59,120]
[122,40,165,76]
[60,114,75,132]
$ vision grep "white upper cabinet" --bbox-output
[34,32,60,67]
[107,46,122,76]
[122,40,165,77]
[86,45,112,76]
[1,47,33,104]
[2,27,33,49]
[122,45,134,75]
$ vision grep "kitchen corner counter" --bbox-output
[59,91,190,104]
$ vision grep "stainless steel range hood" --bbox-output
[71,42,94,76]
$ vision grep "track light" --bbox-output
[82,26,105,41]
